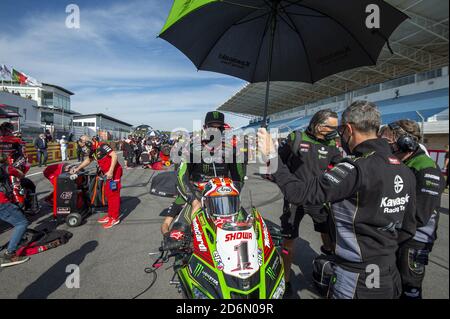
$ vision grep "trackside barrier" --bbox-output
[25,141,121,167]
[25,142,76,167]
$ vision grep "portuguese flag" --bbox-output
[12,69,28,84]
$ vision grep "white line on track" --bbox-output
[26,172,44,177]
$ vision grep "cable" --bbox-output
[131,267,158,299]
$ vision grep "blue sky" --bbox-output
[0,0,248,130]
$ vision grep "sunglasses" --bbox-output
[319,125,338,130]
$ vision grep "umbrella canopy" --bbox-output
[160,0,408,126]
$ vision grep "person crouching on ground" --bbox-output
[0,153,30,267]
[70,136,123,229]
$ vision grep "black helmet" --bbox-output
[205,111,225,127]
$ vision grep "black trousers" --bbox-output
[37,149,48,166]
[397,240,432,299]
[329,262,402,299]
[77,149,84,162]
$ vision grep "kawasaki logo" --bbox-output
[266,267,276,280]
[213,111,219,119]
[394,175,404,194]
[193,264,203,277]
[380,194,410,207]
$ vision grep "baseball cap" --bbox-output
[205,111,225,127]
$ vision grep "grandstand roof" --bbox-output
[218,0,449,117]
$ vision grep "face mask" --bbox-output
[340,126,353,155]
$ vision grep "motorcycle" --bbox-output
[157,178,285,299]
[9,153,39,214]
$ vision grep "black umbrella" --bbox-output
[159,0,408,126]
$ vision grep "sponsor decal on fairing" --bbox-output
[213,251,224,271]
[192,218,208,252]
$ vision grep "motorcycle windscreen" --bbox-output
[215,227,259,280]
[204,196,240,217]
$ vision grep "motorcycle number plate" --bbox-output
[216,228,259,279]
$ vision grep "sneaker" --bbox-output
[97,215,110,224]
[103,218,120,229]
[1,252,30,268]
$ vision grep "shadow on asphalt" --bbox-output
[18,240,98,299]
[290,237,321,298]
[0,200,53,234]
[120,196,141,222]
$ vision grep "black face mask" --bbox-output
[339,126,353,155]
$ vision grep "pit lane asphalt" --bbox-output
[0,156,448,299]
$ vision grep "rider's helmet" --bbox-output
[202,177,240,218]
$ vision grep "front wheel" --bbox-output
[66,213,82,227]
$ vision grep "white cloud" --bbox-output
[0,0,248,129]
[72,83,248,130]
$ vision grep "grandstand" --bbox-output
[266,84,448,134]
[218,0,449,151]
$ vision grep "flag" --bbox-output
[0,65,12,80]
[23,72,41,87]
[12,68,28,84]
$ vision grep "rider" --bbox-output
[380,120,446,299]
[0,122,36,212]
[0,122,26,169]
[161,111,246,241]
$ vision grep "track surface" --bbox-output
[0,157,448,299]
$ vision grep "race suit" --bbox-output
[397,148,446,299]
[89,143,123,220]
[271,138,417,299]
[168,141,246,226]
[0,135,35,210]
[279,130,342,237]
[0,135,26,170]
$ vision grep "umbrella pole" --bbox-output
[262,5,278,129]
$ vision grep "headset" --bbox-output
[388,122,419,153]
